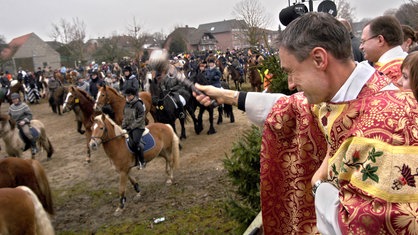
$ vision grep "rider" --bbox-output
[160,66,187,119]
[205,59,222,88]
[122,87,146,169]
[8,93,39,155]
[121,66,140,95]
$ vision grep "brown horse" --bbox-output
[49,86,68,115]
[62,86,100,163]
[247,54,263,92]
[0,80,27,108]
[93,85,155,125]
[0,114,54,159]
[0,157,54,215]
[89,114,180,215]
[0,186,54,235]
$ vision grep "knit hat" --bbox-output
[10,93,20,100]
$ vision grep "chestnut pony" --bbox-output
[0,186,54,235]
[89,114,180,215]
[62,86,100,163]
[93,85,155,125]
[0,157,54,234]
[0,158,54,215]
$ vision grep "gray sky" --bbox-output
[0,0,406,42]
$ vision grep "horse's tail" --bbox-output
[17,186,55,235]
[30,159,54,215]
[39,126,54,159]
[166,124,180,169]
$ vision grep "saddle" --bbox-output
[18,127,39,151]
[125,128,155,153]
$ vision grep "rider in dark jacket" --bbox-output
[122,87,146,169]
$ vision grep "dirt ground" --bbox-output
[1,99,253,233]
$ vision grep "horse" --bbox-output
[247,54,263,92]
[0,186,55,235]
[0,114,54,159]
[49,86,68,115]
[89,114,180,215]
[0,80,27,108]
[0,157,54,215]
[94,85,155,125]
[226,64,244,91]
[147,54,198,139]
[62,86,100,163]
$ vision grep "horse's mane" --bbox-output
[95,114,124,136]
[72,86,95,103]
[105,85,124,100]
[0,114,16,130]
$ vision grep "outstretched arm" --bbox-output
[192,83,238,107]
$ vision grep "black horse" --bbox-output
[189,69,235,135]
[146,64,198,139]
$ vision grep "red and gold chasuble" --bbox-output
[261,71,418,234]
[374,58,404,85]
[261,92,327,234]
[314,71,418,234]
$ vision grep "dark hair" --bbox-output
[402,25,417,43]
[366,15,403,47]
[124,87,137,96]
[278,12,352,62]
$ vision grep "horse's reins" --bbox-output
[90,121,125,144]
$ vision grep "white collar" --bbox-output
[331,61,375,102]
[378,46,408,64]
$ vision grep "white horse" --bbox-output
[0,114,54,159]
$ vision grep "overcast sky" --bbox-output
[0,0,407,42]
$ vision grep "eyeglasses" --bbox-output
[360,35,379,45]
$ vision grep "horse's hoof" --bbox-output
[84,159,91,164]
[78,130,85,135]
[207,129,216,135]
[166,179,173,185]
[114,208,123,216]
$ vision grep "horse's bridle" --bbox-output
[90,121,124,145]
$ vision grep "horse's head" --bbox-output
[89,114,123,151]
[89,114,107,151]
[94,86,109,112]
[62,87,78,113]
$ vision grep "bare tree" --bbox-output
[336,0,356,22]
[233,0,271,47]
[126,17,147,64]
[395,1,418,29]
[50,18,87,66]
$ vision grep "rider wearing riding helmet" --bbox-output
[121,66,140,95]
[122,87,146,169]
[8,93,39,155]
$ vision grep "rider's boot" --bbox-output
[136,143,146,169]
[176,102,185,119]
[30,139,39,155]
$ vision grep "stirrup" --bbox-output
[137,161,146,170]
[31,147,39,155]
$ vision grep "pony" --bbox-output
[89,114,180,215]
[0,80,26,108]
[49,86,68,115]
[0,114,54,159]
[62,86,100,163]
[0,186,55,235]
[247,54,263,92]
[94,85,155,125]
[147,51,198,139]
[226,64,244,91]
[0,157,54,215]
[189,70,235,134]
